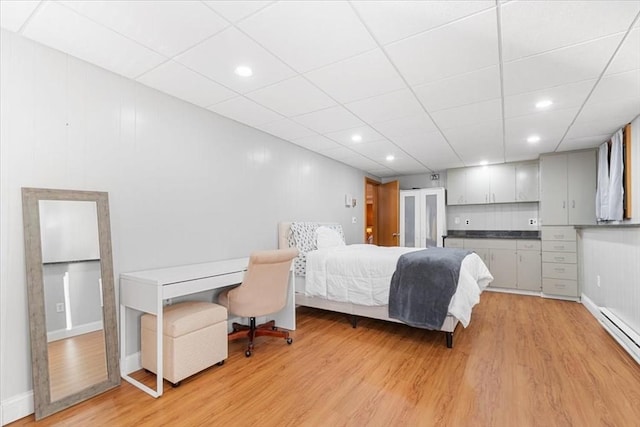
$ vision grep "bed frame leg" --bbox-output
[445,332,453,348]
[350,315,358,328]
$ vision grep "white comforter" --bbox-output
[305,244,493,327]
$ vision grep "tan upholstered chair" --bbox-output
[218,248,299,357]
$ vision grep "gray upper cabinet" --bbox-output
[447,162,537,205]
[540,150,596,225]
[515,162,539,202]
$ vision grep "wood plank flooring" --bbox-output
[10,292,640,426]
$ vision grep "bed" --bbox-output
[278,222,493,348]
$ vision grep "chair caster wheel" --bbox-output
[286,338,293,345]
[217,360,225,366]
[171,381,181,388]
[245,350,252,357]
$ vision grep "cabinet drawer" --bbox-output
[464,239,516,250]
[542,251,577,264]
[445,238,464,248]
[541,226,576,241]
[542,241,577,253]
[542,262,577,280]
[517,240,541,251]
[543,278,578,297]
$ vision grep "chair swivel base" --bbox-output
[228,318,293,357]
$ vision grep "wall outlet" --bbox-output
[465,219,470,225]
[352,216,357,224]
[597,275,601,287]
[454,217,460,225]
[528,218,538,226]
[56,303,64,313]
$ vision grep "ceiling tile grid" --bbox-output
[2,0,640,178]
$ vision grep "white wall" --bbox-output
[447,202,540,231]
[580,115,640,346]
[0,30,366,423]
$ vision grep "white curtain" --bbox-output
[608,129,624,220]
[596,142,609,221]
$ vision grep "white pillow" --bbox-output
[316,226,346,249]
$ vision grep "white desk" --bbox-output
[119,257,296,397]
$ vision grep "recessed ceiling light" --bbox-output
[479,160,488,166]
[234,65,253,77]
[527,135,541,143]
[351,134,362,142]
[386,155,395,162]
[535,99,553,109]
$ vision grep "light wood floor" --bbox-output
[11,292,640,426]
[48,330,108,401]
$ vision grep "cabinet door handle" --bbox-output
[554,256,565,262]
[562,201,566,209]
[572,200,575,208]
[554,268,565,273]
[553,245,564,250]
[492,193,496,203]
[519,255,522,262]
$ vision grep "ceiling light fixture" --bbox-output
[527,135,541,144]
[386,155,395,162]
[234,65,253,77]
[351,134,362,142]
[479,160,488,166]
[535,99,553,109]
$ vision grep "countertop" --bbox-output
[575,222,640,229]
[445,230,541,240]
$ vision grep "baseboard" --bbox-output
[485,287,541,297]
[580,293,600,319]
[1,390,33,425]
[47,320,103,342]
[122,351,141,375]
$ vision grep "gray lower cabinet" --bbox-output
[541,226,579,298]
[446,238,540,291]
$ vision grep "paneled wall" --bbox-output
[0,29,366,420]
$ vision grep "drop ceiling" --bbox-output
[1,0,639,177]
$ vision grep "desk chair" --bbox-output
[218,248,298,357]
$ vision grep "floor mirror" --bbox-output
[22,188,120,420]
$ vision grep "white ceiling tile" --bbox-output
[503,79,595,119]
[501,0,640,61]
[208,96,283,127]
[245,76,336,116]
[373,113,438,139]
[386,9,499,86]
[343,156,386,172]
[441,121,504,165]
[346,89,424,124]
[203,1,273,23]
[431,98,502,130]
[559,134,611,152]
[238,1,376,72]
[292,106,364,134]
[291,134,343,152]
[565,114,631,140]
[304,49,406,103]
[398,133,464,170]
[256,118,315,141]
[505,108,578,144]
[368,167,396,178]
[574,96,640,128]
[589,69,640,105]
[137,60,236,108]
[23,2,166,78]
[61,0,229,57]
[503,34,623,96]
[350,140,401,158]
[324,126,386,146]
[319,146,358,159]
[606,27,640,76]
[175,26,295,93]
[0,0,40,32]
[414,65,501,112]
[353,0,494,45]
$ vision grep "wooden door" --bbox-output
[378,180,399,246]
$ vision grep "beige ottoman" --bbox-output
[141,301,227,386]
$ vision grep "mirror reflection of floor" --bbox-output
[48,330,108,401]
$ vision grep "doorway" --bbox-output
[364,178,400,247]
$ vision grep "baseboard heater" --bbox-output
[600,308,640,365]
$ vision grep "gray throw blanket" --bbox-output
[388,248,471,329]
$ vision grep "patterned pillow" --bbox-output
[290,222,319,276]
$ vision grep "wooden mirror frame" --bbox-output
[22,188,120,420]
